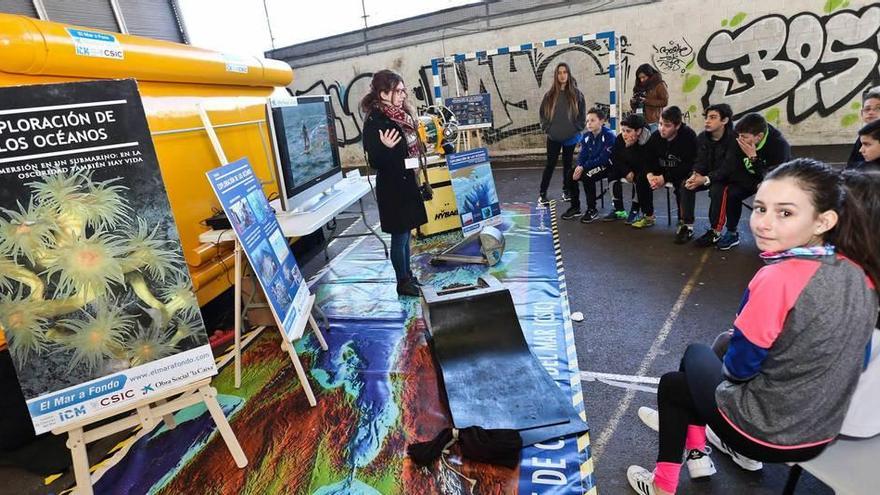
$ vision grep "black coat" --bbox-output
[362,110,428,234]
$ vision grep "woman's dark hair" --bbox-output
[734,113,767,136]
[660,106,683,126]
[587,107,606,120]
[540,62,580,123]
[633,63,661,92]
[359,69,414,116]
[765,159,880,291]
[858,119,880,141]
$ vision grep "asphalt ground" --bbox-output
[299,166,834,495]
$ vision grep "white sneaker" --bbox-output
[626,465,656,495]
[706,426,763,471]
[639,407,717,479]
[638,406,659,432]
[685,448,716,478]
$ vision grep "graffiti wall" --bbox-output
[285,0,879,165]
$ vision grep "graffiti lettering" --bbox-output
[652,38,694,74]
[293,74,373,145]
[698,6,880,123]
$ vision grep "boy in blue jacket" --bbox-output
[571,107,617,223]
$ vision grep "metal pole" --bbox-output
[262,0,276,49]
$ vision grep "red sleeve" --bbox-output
[733,259,820,348]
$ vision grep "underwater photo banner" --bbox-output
[0,79,216,434]
[446,147,502,237]
[206,158,311,341]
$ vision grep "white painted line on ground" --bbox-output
[595,379,658,394]
[580,371,660,384]
[590,249,712,462]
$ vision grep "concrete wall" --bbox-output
[279,0,880,166]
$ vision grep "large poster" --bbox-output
[446,147,502,236]
[0,79,216,434]
[444,94,493,129]
[206,159,311,341]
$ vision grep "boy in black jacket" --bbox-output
[695,113,791,250]
[681,104,736,244]
[846,87,880,169]
[644,106,697,233]
[604,113,651,223]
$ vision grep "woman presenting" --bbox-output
[360,69,427,297]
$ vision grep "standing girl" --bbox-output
[360,70,428,297]
[538,62,586,220]
[627,159,879,495]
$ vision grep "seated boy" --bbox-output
[571,107,616,223]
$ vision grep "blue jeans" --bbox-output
[390,232,411,282]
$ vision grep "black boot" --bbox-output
[397,279,421,297]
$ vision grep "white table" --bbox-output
[198,174,386,387]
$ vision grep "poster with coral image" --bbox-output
[447,147,502,236]
[0,79,216,434]
[206,159,311,343]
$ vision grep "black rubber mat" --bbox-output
[423,277,588,445]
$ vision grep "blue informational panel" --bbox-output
[206,159,311,341]
[444,93,493,129]
[446,147,502,236]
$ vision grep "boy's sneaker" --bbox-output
[625,210,641,225]
[632,215,656,228]
[685,448,717,479]
[716,231,740,250]
[538,193,550,206]
[561,206,581,220]
[674,224,694,244]
[561,191,571,202]
[626,466,656,495]
[706,426,763,471]
[580,208,600,223]
[602,210,627,222]
[693,229,720,247]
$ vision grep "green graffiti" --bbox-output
[841,114,861,127]
[730,12,747,27]
[686,59,695,71]
[765,108,781,123]
[683,74,702,93]
[852,101,863,110]
[721,19,728,27]
[688,105,698,114]
[824,0,845,13]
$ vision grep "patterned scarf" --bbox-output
[377,103,421,159]
[760,244,835,261]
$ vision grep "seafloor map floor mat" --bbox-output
[40,201,595,495]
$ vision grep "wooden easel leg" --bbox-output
[309,313,328,351]
[281,338,317,407]
[66,428,94,495]
[155,398,177,429]
[199,386,248,468]
[234,240,243,389]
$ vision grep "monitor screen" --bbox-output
[270,95,342,211]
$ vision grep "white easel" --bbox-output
[456,125,488,152]
[54,378,247,495]
[198,105,328,406]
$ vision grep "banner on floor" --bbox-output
[0,79,216,434]
[446,147,502,236]
[206,159,310,341]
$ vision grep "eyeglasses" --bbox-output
[862,106,880,113]
[393,88,407,95]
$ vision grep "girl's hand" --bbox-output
[379,129,401,149]
[573,165,584,181]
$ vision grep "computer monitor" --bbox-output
[268,95,343,213]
